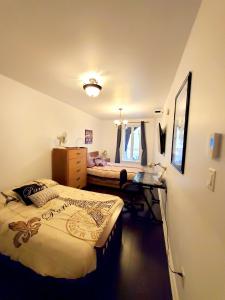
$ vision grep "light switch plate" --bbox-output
[207,168,216,191]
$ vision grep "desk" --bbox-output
[133,172,166,222]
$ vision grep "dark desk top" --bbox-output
[133,172,166,189]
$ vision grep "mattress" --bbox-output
[87,162,144,181]
[0,180,123,279]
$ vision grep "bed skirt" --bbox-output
[87,174,121,189]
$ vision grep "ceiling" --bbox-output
[0,0,201,119]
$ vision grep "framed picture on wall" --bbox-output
[171,72,192,174]
[85,129,93,144]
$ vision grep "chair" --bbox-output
[120,169,144,213]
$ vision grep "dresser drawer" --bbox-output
[68,149,86,160]
[52,147,87,188]
[74,176,87,189]
[69,158,87,169]
[68,173,86,188]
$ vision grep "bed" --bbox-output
[0,179,123,280]
[87,151,144,188]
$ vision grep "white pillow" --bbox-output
[28,188,59,208]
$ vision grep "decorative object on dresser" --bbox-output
[56,132,67,148]
[52,147,87,189]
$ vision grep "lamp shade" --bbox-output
[83,78,102,97]
[114,120,121,126]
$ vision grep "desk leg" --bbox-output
[142,187,162,224]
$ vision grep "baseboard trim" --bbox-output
[158,189,180,300]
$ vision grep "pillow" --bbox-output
[0,190,21,206]
[87,156,95,168]
[28,188,59,208]
[95,158,107,166]
[35,179,58,188]
[13,184,45,206]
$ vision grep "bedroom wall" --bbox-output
[99,119,155,165]
[153,0,225,299]
[0,74,101,191]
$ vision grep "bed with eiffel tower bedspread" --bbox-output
[0,179,123,279]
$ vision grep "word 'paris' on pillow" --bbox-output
[13,184,45,206]
[28,188,59,208]
[0,179,59,207]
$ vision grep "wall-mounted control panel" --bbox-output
[207,168,216,192]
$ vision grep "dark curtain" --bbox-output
[125,127,131,152]
[141,121,147,166]
[115,125,122,163]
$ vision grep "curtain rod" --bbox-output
[128,121,149,124]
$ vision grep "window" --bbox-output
[122,125,141,162]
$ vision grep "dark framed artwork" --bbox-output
[171,72,192,174]
[85,129,93,144]
[159,122,166,155]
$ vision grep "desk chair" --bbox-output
[120,169,144,213]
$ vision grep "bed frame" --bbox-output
[95,202,123,271]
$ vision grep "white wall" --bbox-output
[154,0,225,299]
[0,74,101,190]
[99,119,155,165]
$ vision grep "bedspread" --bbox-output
[0,183,123,279]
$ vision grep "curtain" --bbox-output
[115,125,122,163]
[125,127,131,152]
[141,121,147,166]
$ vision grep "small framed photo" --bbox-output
[171,72,192,174]
[85,129,93,144]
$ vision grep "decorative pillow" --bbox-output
[95,158,107,166]
[87,156,95,168]
[28,188,59,208]
[13,184,45,206]
[0,190,21,206]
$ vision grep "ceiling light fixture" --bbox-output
[113,108,128,127]
[83,78,102,97]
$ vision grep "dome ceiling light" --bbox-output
[83,78,102,97]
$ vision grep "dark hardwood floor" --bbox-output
[87,185,172,300]
[0,185,172,300]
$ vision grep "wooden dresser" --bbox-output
[52,147,87,189]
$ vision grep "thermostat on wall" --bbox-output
[209,133,222,159]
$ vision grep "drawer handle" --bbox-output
[76,169,81,173]
[76,153,81,155]
[76,177,80,181]
[77,185,81,188]
[76,161,81,164]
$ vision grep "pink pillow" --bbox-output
[87,156,95,168]
[95,158,107,166]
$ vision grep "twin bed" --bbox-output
[0,179,123,280]
[87,151,144,188]
[0,153,142,282]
